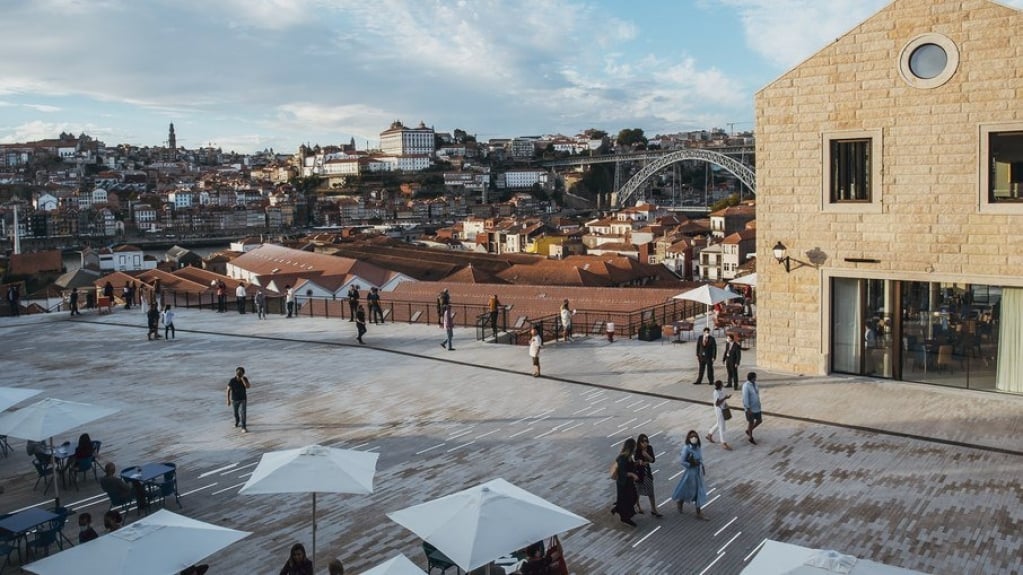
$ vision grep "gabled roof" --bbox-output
[55,268,101,289]
[722,229,757,244]
[443,264,509,285]
[8,250,62,276]
[229,243,405,289]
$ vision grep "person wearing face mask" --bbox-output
[78,512,99,543]
[671,430,709,520]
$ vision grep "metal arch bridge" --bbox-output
[612,148,756,207]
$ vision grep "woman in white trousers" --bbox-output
[705,380,733,450]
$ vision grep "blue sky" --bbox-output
[1,0,1019,154]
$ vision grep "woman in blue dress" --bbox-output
[671,429,709,520]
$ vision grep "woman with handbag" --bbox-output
[633,434,663,517]
[672,430,709,520]
[609,438,640,526]
[705,380,733,450]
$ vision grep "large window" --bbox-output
[979,123,1023,213]
[830,139,872,202]
[830,277,1015,392]
[986,131,1023,202]
[822,129,882,213]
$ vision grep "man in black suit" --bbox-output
[723,333,742,389]
[693,327,717,384]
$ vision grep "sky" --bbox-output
[1,0,1020,154]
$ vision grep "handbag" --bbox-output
[722,404,733,420]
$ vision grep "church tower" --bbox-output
[168,123,176,150]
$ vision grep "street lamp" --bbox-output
[773,241,811,273]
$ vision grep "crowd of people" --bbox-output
[610,371,765,528]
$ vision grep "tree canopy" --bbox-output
[616,128,648,149]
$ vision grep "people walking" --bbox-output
[610,438,640,527]
[162,304,176,339]
[440,303,455,350]
[226,366,251,433]
[69,287,80,316]
[436,288,450,326]
[634,434,662,517]
[671,430,709,519]
[742,372,763,445]
[488,294,500,338]
[146,304,161,340]
[122,282,132,310]
[346,284,360,321]
[235,282,247,314]
[216,281,227,313]
[692,328,717,385]
[723,333,741,389]
[355,305,367,344]
[6,284,19,316]
[367,287,384,324]
[529,326,543,377]
[255,289,266,319]
[559,300,575,342]
[705,380,732,450]
[285,285,295,318]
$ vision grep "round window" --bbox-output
[898,33,959,89]
[908,43,947,79]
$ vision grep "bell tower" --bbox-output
[168,123,176,150]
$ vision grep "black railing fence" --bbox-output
[49,286,710,346]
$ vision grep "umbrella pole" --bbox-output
[49,436,61,509]
[312,492,317,567]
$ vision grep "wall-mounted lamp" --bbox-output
[773,241,813,273]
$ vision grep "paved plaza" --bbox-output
[1,307,1021,574]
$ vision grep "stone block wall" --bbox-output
[754,0,1023,375]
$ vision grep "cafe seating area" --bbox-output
[1,431,183,571]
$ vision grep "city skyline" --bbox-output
[3,0,1018,154]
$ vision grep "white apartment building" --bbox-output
[168,190,193,208]
[380,121,435,156]
[500,169,546,189]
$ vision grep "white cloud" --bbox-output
[720,0,889,68]
[0,121,112,144]
[23,104,61,113]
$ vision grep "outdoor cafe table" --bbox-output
[121,462,173,483]
[121,462,174,511]
[39,443,73,488]
[0,507,59,561]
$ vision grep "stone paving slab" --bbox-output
[0,308,1020,575]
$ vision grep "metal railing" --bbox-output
[502,299,705,345]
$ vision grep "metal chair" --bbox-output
[70,455,98,490]
[0,513,22,570]
[90,440,103,474]
[424,541,461,574]
[32,459,54,494]
[26,513,69,559]
[151,463,181,509]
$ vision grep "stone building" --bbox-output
[755,0,1022,394]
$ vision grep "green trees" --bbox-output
[616,128,648,149]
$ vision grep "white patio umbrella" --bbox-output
[360,554,428,575]
[239,444,379,567]
[23,509,251,575]
[0,386,41,412]
[729,273,758,288]
[741,540,928,575]
[673,284,743,329]
[0,397,118,507]
[387,477,589,573]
